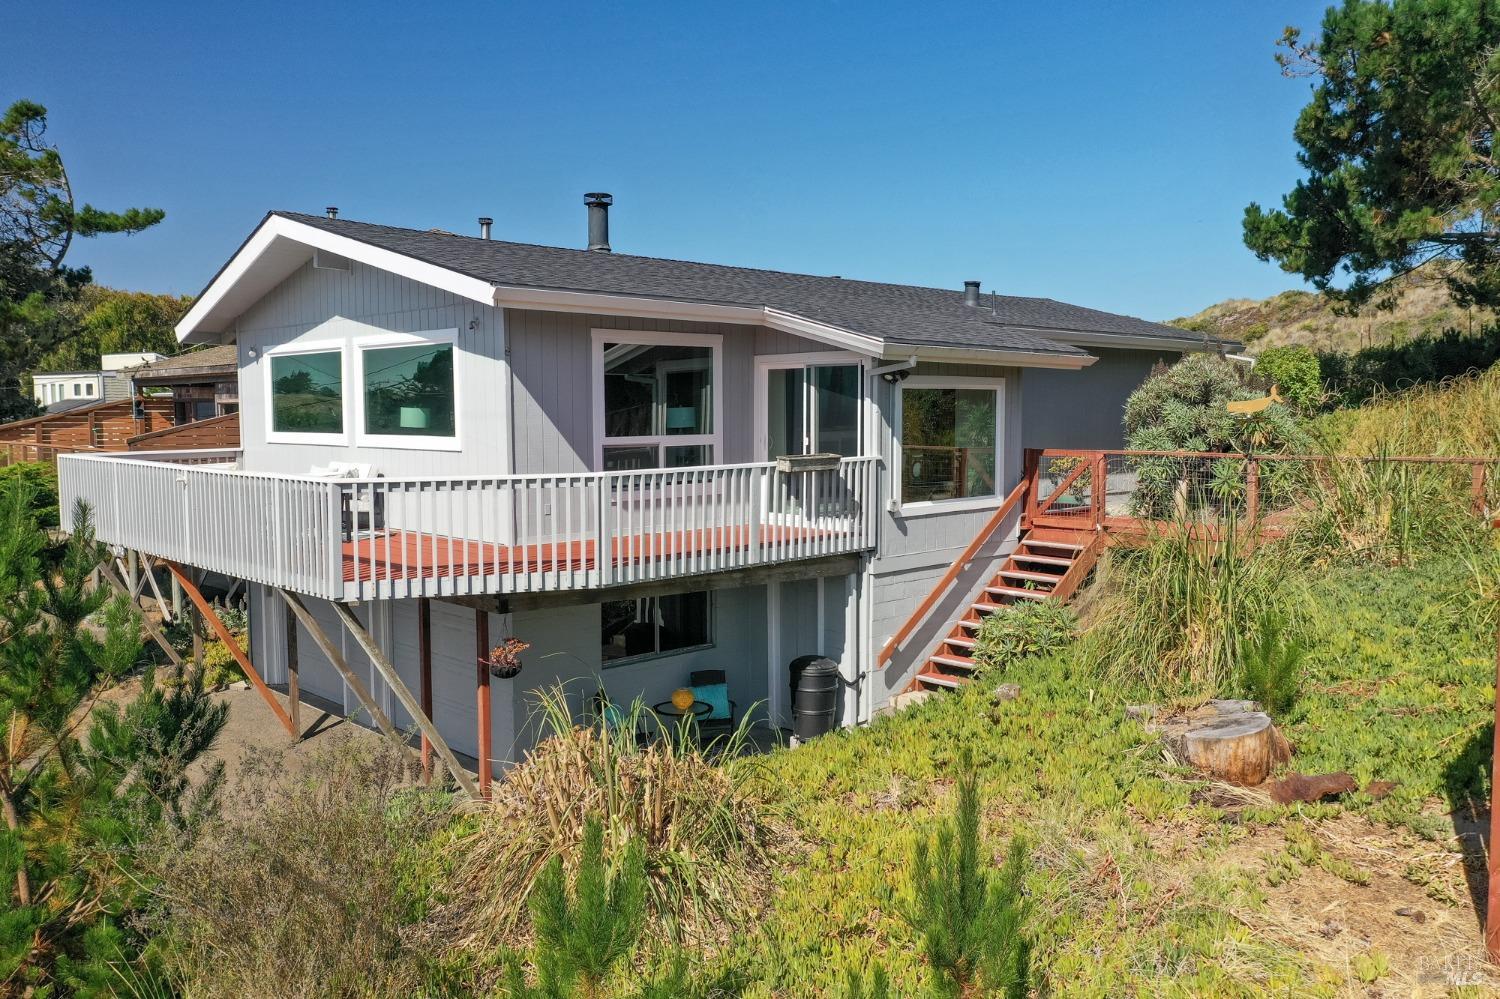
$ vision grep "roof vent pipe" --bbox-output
[478,217,493,239]
[584,192,612,252]
[963,280,981,307]
[326,206,338,219]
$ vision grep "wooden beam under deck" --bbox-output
[435,553,862,616]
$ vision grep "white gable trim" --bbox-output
[176,215,496,342]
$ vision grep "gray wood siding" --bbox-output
[504,308,826,474]
[235,259,508,477]
[1021,347,1178,450]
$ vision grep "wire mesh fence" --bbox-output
[1029,449,1498,534]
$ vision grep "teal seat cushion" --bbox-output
[690,682,731,721]
[601,702,627,731]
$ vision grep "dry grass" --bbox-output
[1322,365,1500,460]
[147,740,449,999]
[434,688,782,955]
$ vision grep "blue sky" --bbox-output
[7,1,1330,322]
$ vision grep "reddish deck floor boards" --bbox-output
[341,524,841,583]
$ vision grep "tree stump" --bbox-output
[1144,700,1292,786]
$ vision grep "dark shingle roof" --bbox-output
[276,212,1204,358]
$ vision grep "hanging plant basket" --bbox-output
[483,637,529,679]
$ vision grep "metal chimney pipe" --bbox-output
[963,280,981,307]
[326,206,338,219]
[478,217,493,239]
[584,192,613,252]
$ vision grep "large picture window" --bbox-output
[899,379,1002,506]
[594,332,720,472]
[270,350,344,435]
[361,341,456,439]
[601,591,713,665]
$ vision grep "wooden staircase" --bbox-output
[906,526,1103,693]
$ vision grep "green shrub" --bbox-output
[0,461,59,527]
[1319,322,1500,408]
[1254,345,1321,410]
[973,601,1076,671]
[1123,354,1311,519]
[904,755,1030,998]
[1237,609,1304,717]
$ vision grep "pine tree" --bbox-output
[905,755,1031,998]
[0,484,226,994]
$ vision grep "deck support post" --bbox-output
[167,563,294,737]
[475,608,492,797]
[284,598,301,741]
[1246,459,1260,526]
[321,597,480,798]
[418,597,433,784]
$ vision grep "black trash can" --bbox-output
[789,655,840,741]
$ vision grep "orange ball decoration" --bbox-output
[670,687,695,711]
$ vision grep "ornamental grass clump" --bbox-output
[1080,515,1306,697]
[440,686,778,953]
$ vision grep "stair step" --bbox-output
[998,568,1064,583]
[1020,539,1085,552]
[1010,552,1075,567]
[929,653,978,671]
[958,619,984,632]
[916,673,966,690]
[984,586,1049,601]
[942,635,977,650]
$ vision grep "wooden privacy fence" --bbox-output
[0,398,177,466]
[58,452,882,601]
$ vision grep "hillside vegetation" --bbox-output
[1170,267,1498,354]
[1317,365,1500,458]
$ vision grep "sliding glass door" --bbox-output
[760,357,864,460]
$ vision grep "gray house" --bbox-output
[58,196,1211,777]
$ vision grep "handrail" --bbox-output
[1038,447,1500,465]
[876,474,1029,669]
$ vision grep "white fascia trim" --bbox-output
[762,308,884,357]
[1019,327,1234,353]
[492,285,764,325]
[176,215,497,342]
[884,344,1096,370]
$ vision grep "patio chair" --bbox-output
[687,669,737,743]
[591,689,647,746]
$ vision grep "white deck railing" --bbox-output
[58,451,880,601]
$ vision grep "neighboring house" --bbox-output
[57,197,1225,777]
[1,349,240,464]
[128,345,240,423]
[31,352,164,411]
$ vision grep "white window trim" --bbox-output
[591,329,724,471]
[895,374,1007,516]
[751,351,866,461]
[264,341,351,445]
[352,328,461,452]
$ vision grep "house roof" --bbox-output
[130,344,238,381]
[178,211,1225,363]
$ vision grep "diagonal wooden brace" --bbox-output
[166,562,295,737]
[326,599,480,798]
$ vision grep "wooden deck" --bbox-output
[341,523,841,584]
